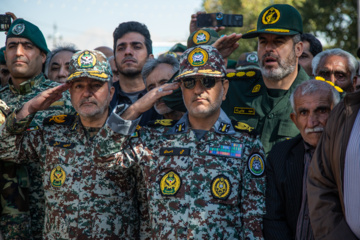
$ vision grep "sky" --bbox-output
[1,0,204,56]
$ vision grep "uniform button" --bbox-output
[268,113,274,119]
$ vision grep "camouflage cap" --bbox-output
[67,50,112,82]
[0,47,6,65]
[175,45,226,81]
[187,28,219,48]
[242,4,303,39]
[6,18,50,54]
[236,51,260,70]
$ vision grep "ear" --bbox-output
[148,54,154,59]
[290,112,297,125]
[295,41,303,58]
[222,79,229,101]
[109,86,115,99]
[41,51,46,64]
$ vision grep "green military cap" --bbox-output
[0,47,6,65]
[227,59,237,69]
[7,18,50,54]
[242,4,303,39]
[236,51,260,70]
[187,28,219,48]
[169,43,187,53]
[67,50,113,82]
[175,45,226,81]
[159,51,179,60]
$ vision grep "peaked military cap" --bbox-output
[7,18,50,54]
[169,43,187,53]
[67,50,112,82]
[242,4,303,39]
[187,28,219,48]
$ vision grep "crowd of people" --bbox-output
[0,3,359,240]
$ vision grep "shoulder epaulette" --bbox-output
[231,120,259,135]
[43,114,76,126]
[147,119,176,127]
[226,69,261,81]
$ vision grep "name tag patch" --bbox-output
[49,140,76,149]
[160,147,191,156]
[208,143,243,158]
[234,107,255,115]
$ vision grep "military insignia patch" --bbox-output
[252,84,261,93]
[50,166,66,187]
[211,174,231,200]
[262,7,281,25]
[208,143,243,158]
[246,53,258,63]
[49,140,76,149]
[233,121,255,132]
[175,122,185,133]
[159,170,182,196]
[218,122,230,133]
[248,153,265,176]
[234,107,256,115]
[193,30,210,45]
[154,119,174,126]
[43,114,75,126]
[188,47,209,67]
[160,147,190,156]
[12,23,25,35]
[77,50,97,68]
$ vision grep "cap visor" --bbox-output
[242,29,300,39]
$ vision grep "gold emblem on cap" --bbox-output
[160,170,181,196]
[193,30,210,45]
[50,166,66,187]
[78,51,96,68]
[262,7,281,25]
[211,175,231,200]
[188,47,209,67]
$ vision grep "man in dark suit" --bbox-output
[263,78,341,240]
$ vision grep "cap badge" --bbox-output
[12,23,25,35]
[248,153,265,177]
[211,174,231,200]
[188,47,208,67]
[78,51,96,68]
[246,53,258,63]
[50,166,66,187]
[262,7,281,25]
[160,170,181,196]
[193,30,210,45]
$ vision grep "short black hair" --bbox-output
[300,33,323,57]
[113,21,152,56]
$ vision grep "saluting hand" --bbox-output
[213,33,242,59]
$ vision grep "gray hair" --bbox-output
[312,48,358,79]
[290,79,340,113]
[45,44,78,77]
[292,34,301,45]
[141,55,179,85]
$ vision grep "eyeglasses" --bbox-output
[181,77,221,89]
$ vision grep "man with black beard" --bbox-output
[221,4,310,154]
[110,21,161,126]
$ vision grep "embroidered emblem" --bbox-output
[44,115,75,126]
[208,143,243,158]
[188,47,209,67]
[246,53,258,63]
[226,72,236,78]
[50,166,66,187]
[159,170,181,196]
[154,119,174,126]
[211,174,231,200]
[77,50,96,68]
[234,121,254,132]
[218,122,230,133]
[234,107,255,115]
[193,29,210,45]
[12,23,25,35]
[175,122,185,133]
[160,147,191,156]
[49,115,67,123]
[252,84,261,93]
[246,71,256,77]
[262,7,281,25]
[49,140,76,149]
[248,153,265,176]
[236,71,245,77]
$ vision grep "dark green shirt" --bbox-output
[222,66,310,155]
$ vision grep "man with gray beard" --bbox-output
[222,4,310,154]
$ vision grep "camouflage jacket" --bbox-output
[0,73,74,239]
[0,112,144,240]
[96,106,266,239]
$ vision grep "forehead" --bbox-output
[72,78,105,85]
[6,37,34,45]
[50,51,74,64]
[294,91,332,109]
[116,32,146,45]
[146,63,174,84]
[320,55,348,67]
[258,33,292,42]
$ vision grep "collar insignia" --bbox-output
[175,122,185,133]
[248,153,265,177]
[211,174,231,200]
[160,147,190,156]
[160,170,182,196]
[218,122,230,133]
[208,143,243,159]
[50,166,66,188]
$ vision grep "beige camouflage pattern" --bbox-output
[0,73,74,239]
[96,108,266,239]
[0,113,145,239]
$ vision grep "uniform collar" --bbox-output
[167,109,235,135]
[8,73,44,95]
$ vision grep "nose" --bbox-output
[193,79,206,94]
[83,85,93,98]
[15,44,25,57]
[58,66,68,78]
[124,45,133,56]
[329,73,336,83]
[264,42,275,52]
[307,112,319,128]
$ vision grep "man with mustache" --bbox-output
[222,4,310,155]
[110,21,161,126]
[0,19,74,239]
[263,79,340,240]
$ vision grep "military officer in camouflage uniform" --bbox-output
[97,45,266,239]
[0,19,74,239]
[0,50,147,239]
[222,4,310,154]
